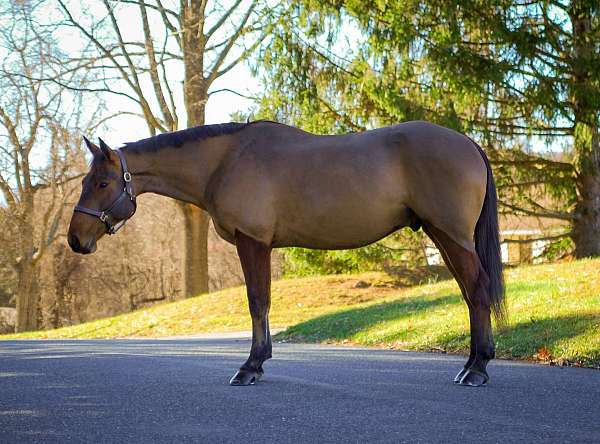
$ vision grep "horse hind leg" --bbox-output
[423,223,495,387]
[422,224,476,372]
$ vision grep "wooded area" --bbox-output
[0,0,598,333]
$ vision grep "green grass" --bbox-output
[3,259,600,367]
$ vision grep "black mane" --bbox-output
[123,122,250,152]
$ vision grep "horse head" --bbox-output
[68,137,136,254]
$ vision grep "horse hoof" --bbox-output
[453,367,468,384]
[457,369,489,387]
[229,369,263,386]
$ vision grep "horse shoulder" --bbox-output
[205,145,277,246]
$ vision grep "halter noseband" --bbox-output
[74,149,136,235]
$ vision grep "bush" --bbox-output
[281,230,428,277]
[542,237,574,261]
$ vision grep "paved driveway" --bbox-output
[1,339,598,443]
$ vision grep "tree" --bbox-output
[0,1,92,331]
[56,0,274,296]
[255,0,599,257]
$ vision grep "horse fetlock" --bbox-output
[250,342,272,360]
[477,345,495,362]
[454,347,493,386]
[244,349,271,372]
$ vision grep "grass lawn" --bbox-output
[3,259,600,368]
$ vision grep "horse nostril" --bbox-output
[68,234,81,251]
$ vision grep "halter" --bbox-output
[74,149,136,235]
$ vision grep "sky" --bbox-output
[103,62,261,146]
[52,0,265,146]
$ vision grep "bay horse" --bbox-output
[68,120,505,387]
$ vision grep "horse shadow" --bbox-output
[434,313,598,355]
[276,292,461,342]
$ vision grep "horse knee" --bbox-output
[247,293,268,317]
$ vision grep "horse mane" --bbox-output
[123,122,252,152]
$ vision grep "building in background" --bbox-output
[425,214,568,266]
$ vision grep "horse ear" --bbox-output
[98,138,113,161]
[83,136,101,157]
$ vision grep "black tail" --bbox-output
[472,140,506,323]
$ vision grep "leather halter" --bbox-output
[74,149,136,235]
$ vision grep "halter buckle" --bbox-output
[123,171,132,182]
[99,212,108,222]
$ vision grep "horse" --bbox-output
[68,120,505,387]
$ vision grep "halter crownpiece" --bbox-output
[74,149,137,235]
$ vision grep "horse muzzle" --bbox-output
[68,234,97,255]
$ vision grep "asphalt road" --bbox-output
[1,338,599,443]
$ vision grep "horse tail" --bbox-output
[472,140,506,324]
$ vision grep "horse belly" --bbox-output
[273,193,411,249]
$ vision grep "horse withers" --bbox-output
[68,120,505,387]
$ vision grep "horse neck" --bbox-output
[122,136,235,210]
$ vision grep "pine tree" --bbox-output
[255,0,599,257]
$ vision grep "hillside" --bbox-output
[3,259,600,367]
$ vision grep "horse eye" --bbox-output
[99,182,109,188]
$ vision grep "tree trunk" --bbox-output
[179,0,211,296]
[180,203,210,295]
[572,173,600,257]
[569,2,600,257]
[15,196,39,331]
[16,260,38,332]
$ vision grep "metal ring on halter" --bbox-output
[73,148,136,235]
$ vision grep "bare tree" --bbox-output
[0,1,94,331]
[55,0,274,297]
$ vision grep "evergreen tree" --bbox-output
[254,0,599,257]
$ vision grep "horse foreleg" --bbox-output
[424,223,495,387]
[230,230,272,386]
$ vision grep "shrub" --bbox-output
[281,230,428,277]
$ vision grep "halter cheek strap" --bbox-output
[74,149,136,235]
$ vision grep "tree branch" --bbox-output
[206,1,256,85]
[502,232,571,244]
[139,0,175,129]
[204,0,242,41]
[498,201,575,221]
